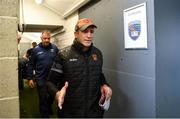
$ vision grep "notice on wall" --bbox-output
[123,2,147,49]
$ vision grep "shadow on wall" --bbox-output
[80,0,101,12]
[103,71,130,118]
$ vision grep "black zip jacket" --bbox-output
[47,40,109,117]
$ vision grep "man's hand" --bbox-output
[28,79,35,88]
[56,81,68,110]
[100,84,112,102]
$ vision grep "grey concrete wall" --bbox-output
[0,0,19,117]
[155,0,180,117]
[79,0,155,117]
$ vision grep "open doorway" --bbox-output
[18,0,90,117]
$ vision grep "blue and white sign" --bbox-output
[124,3,147,49]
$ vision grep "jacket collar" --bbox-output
[39,42,52,49]
[72,39,93,56]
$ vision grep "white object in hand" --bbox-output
[99,97,111,111]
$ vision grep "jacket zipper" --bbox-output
[84,55,89,117]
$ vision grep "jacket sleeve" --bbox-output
[46,54,64,97]
[26,49,36,80]
[99,50,110,86]
[100,73,109,86]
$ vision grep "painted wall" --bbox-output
[155,0,180,117]
[79,0,155,117]
[52,12,79,49]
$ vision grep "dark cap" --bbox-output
[75,18,97,31]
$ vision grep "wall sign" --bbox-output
[123,2,147,49]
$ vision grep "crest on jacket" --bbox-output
[92,54,97,61]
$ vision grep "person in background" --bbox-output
[46,18,112,118]
[23,42,37,60]
[17,33,25,92]
[21,42,38,87]
[27,30,59,118]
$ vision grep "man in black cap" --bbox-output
[47,18,112,118]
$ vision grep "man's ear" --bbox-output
[74,31,78,38]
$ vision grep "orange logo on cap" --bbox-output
[78,19,92,27]
[83,19,90,23]
[92,54,97,61]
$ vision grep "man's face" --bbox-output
[75,27,95,48]
[41,32,51,47]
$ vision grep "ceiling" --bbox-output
[40,0,91,18]
[20,0,91,32]
[43,0,79,16]
[20,0,91,42]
